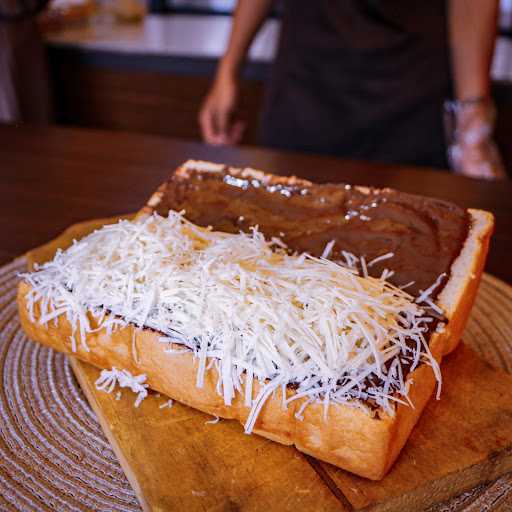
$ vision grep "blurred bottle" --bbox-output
[113,0,146,22]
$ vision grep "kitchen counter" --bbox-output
[45,14,279,77]
[45,14,278,61]
[44,13,512,81]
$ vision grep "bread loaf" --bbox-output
[17,163,494,480]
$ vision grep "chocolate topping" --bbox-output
[153,167,469,298]
[140,165,471,408]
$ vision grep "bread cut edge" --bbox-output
[16,178,494,481]
[437,208,494,355]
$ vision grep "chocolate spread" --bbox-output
[153,167,469,298]
[139,166,472,406]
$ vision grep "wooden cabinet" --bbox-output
[48,47,266,144]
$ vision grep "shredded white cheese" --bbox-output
[368,252,394,267]
[416,273,447,306]
[321,240,336,259]
[23,211,442,430]
[95,367,148,407]
[159,399,174,409]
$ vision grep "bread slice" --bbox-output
[17,163,494,480]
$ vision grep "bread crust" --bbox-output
[17,166,494,480]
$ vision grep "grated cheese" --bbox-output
[416,273,447,305]
[95,367,148,407]
[321,240,336,259]
[22,211,443,430]
[159,399,174,409]
[368,252,394,267]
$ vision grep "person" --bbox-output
[199,0,506,179]
[0,0,52,123]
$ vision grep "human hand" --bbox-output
[199,69,246,145]
[445,98,507,180]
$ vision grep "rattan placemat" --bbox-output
[1,257,511,511]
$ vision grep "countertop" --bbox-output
[45,13,278,68]
[44,13,512,81]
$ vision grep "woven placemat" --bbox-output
[1,257,511,511]
[0,258,139,511]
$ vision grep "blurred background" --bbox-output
[2,0,512,175]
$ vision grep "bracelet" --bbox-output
[457,95,490,106]
[444,97,495,117]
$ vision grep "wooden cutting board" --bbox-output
[26,217,512,512]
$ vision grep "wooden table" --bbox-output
[3,123,512,511]
[3,123,512,284]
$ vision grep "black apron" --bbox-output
[260,1,451,168]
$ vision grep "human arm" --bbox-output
[199,0,274,145]
[447,0,506,179]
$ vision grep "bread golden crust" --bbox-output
[17,168,494,480]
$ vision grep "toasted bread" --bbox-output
[17,163,494,479]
